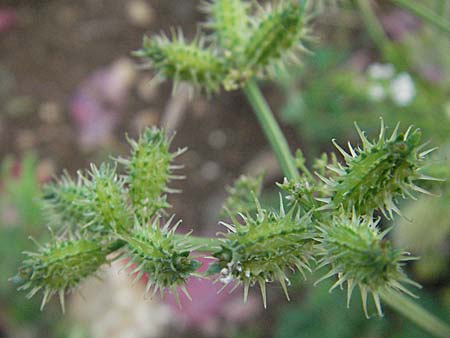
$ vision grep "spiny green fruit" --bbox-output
[119,216,201,304]
[316,213,419,317]
[79,164,130,234]
[42,172,91,231]
[118,128,184,218]
[201,0,250,56]
[13,236,109,312]
[278,177,323,213]
[209,197,314,307]
[228,0,309,86]
[278,150,333,216]
[320,120,437,218]
[135,32,227,95]
[243,1,306,68]
[221,173,264,218]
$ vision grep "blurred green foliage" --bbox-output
[277,47,449,156]
[393,145,450,281]
[0,153,63,337]
[274,278,450,338]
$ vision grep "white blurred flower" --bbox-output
[390,72,416,106]
[367,63,395,80]
[70,262,172,338]
[367,83,386,101]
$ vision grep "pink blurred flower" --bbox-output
[381,10,420,41]
[69,59,136,150]
[164,256,260,334]
[0,8,16,33]
[121,254,260,335]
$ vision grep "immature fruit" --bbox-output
[14,237,109,312]
[316,213,419,317]
[119,127,185,218]
[221,173,264,218]
[119,216,200,304]
[210,197,314,307]
[78,164,130,234]
[321,120,437,218]
[221,1,310,89]
[201,0,250,56]
[42,172,91,231]
[136,32,226,95]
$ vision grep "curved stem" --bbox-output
[392,0,450,35]
[243,80,300,180]
[355,0,390,52]
[379,289,450,338]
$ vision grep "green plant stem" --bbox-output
[392,0,450,35]
[107,236,222,255]
[355,0,390,52]
[183,236,222,252]
[243,80,300,180]
[379,289,450,338]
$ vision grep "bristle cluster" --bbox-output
[119,128,185,218]
[15,127,187,310]
[119,216,201,304]
[43,165,130,235]
[239,1,309,77]
[278,177,319,213]
[41,128,181,235]
[315,212,420,317]
[210,197,314,308]
[136,32,226,95]
[14,236,109,312]
[136,0,311,93]
[78,163,130,234]
[42,172,90,230]
[14,112,443,322]
[201,0,250,55]
[221,173,264,217]
[320,120,437,218]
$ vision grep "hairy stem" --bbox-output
[379,289,450,338]
[243,80,299,180]
[355,0,390,51]
[392,0,450,35]
[107,236,222,255]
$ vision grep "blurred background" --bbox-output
[0,1,449,337]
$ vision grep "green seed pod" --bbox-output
[14,237,109,312]
[278,177,323,214]
[210,197,314,307]
[119,216,201,304]
[225,1,307,88]
[316,213,419,317]
[41,172,91,231]
[118,127,184,218]
[221,173,264,218]
[201,0,250,56]
[79,164,131,234]
[135,31,227,95]
[321,120,438,218]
